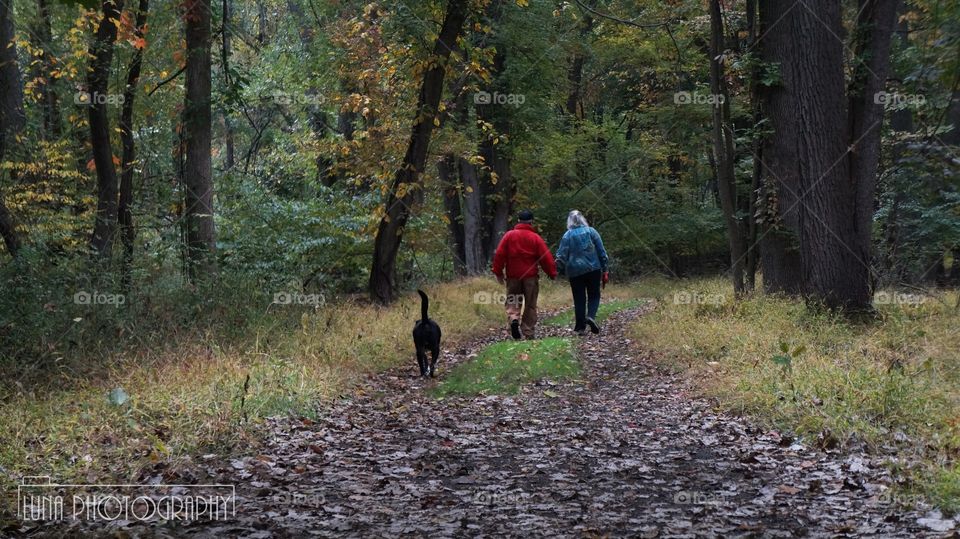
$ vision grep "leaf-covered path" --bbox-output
[76,304,944,537]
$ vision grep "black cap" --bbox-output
[517,209,534,223]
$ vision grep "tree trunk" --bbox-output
[87,0,124,258]
[438,155,467,276]
[34,0,61,139]
[222,0,235,170]
[183,0,216,278]
[460,156,485,274]
[757,0,803,295]
[709,0,746,296]
[119,0,148,280]
[744,0,760,290]
[369,0,467,303]
[0,0,24,257]
[844,0,898,301]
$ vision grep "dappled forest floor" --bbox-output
[41,304,950,537]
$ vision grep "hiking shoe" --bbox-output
[510,319,522,340]
[574,327,587,336]
[586,318,600,334]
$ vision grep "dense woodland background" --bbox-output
[0,0,958,373]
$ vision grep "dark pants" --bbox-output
[569,269,602,331]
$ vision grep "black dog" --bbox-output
[412,289,441,377]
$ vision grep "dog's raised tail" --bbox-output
[417,289,429,322]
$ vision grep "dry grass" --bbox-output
[0,276,648,504]
[629,276,960,510]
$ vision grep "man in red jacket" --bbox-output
[492,209,558,340]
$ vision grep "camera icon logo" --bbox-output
[474,91,492,105]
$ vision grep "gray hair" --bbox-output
[567,210,589,230]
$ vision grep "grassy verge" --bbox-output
[432,337,579,397]
[0,276,645,518]
[628,276,960,511]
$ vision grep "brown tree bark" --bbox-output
[369,0,467,303]
[118,0,149,278]
[183,0,217,278]
[87,0,124,258]
[844,0,898,301]
[459,156,485,274]
[0,0,24,257]
[33,0,61,139]
[709,0,747,296]
[744,0,760,290]
[222,0,235,170]
[757,0,803,295]
[438,155,467,276]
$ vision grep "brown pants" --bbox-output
[505,277,539,339]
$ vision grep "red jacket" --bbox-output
[492,223,558,280]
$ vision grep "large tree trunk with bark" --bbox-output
[369,0,467,303]
[0,0,25,257]
[118,0,149,280]
[87,0,124,258]
[757,0,804,295]
[183,0,217,278]
[844,0,898,302]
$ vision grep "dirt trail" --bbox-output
[53,304,944,537]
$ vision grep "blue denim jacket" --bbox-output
[555,225,608,278]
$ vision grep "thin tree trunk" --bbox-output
[369,0,467,303]
[460,156,485,274]
[183,0,216,278]
[118,0,148,281]
[710,0,746,295]
[87,0,124,258]
[34,0,61,138]
[744,0,759,290]
[438,155,467,276]
[222,0,235,170]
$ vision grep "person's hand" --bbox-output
[602,271,609,289]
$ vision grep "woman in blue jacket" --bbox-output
[555,210,609,334]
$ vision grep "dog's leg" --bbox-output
[416,347,428,377]
[429,347,439,378]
